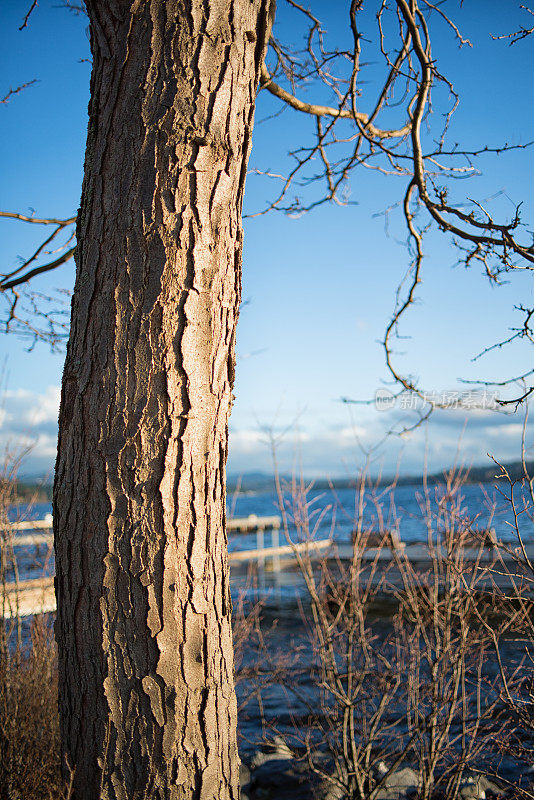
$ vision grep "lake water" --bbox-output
[7,478,534,587]
[229,479,534,544]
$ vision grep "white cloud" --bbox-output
[1,385,60,429]
[483,423,525,438]
[227,406,534,478]
[229,428,268,453]
[0,386,61,476]
[1,381,532,481]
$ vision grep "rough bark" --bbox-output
[53,2,272,798]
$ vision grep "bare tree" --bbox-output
[2,3,534,798]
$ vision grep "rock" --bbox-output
[324,785,346,800]
[459,781,484,800]
[459,776,486,800]
[250,736,294,769]
[240,761,252,799]
[249,757,314,800]
[374,766,420,800]
[240,762,251,786]
[318,777,346,800]
[458,772,505,799]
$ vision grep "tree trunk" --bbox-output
[53,2,272,798]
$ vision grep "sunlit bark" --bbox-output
[53,2,272,797]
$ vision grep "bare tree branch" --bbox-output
[492,4,534,45]
[1,247,76,292]
[0,212,76,226]
[0,212,76,346]
[1,81,38,105]
[19,1,38,31]
[250,0,534,413]
[3,0,534,390]
[260,63,412,139]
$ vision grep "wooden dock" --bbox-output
[2,577,56,618]
[3,514,291,618]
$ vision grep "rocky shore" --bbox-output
[239,737,531,800]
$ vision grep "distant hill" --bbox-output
[381,459,534,488]
[4,480,53,504]
[227,471,277,493]
[426,459,534,487]
[9,458,533,506]
[228,459,534,493]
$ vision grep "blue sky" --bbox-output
[1,1,533,479]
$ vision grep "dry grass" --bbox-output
[0,449,61,800]
[0,617,61,800]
